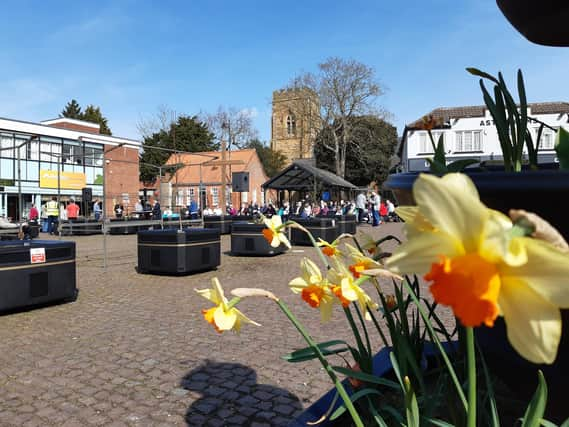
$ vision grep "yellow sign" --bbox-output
[40,170,87,190]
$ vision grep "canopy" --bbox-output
[262,159,357,191]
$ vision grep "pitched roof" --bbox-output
[164,149,264,185]
[406,102,569,130]
[262,159,357,190]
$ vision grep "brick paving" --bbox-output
[0,223,453,426]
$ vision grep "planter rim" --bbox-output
[384,169,569,192]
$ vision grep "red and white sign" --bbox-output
[30,248,46,264]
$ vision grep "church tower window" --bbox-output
[286,115,296,136]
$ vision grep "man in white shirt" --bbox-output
[356,192,367,223]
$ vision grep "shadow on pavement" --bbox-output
[182,359,302,426]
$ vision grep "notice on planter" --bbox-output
[30,248,46,264]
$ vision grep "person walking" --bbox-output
[46,196,59,235]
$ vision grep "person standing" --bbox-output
[46,196,59,235]
[152,199,161,219]
[370,191,381,227]
[67,198,80,221]
[93,199,102,221]
[356,192,367,223]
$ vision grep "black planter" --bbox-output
[137,228,221,275]
[496,0,569,47]
[290,217,339,246]
[384,169,569,421]
[230,222,287,256]
[0,240,77,312]
[109,218,139,235]
[204,215,232,234]
[333,214,357,235]
[60,218,102,236]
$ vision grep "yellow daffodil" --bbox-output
[316,238,341,257]
[327,262,378,319]
[195,278,260,333]
[357,232,378,256]
[262,215,291,248]
[386,173,569,364]
[344,243,382,279]
[289,258,335,322]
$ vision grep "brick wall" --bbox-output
[46,122,100,134]
[104,145,140,217]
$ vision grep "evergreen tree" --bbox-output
[60,99,82,119]
[140,115,216,183]
[82,105,112,135]
[244,139,286,177]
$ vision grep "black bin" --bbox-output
[137,228,221,275]
[0,240,77,312]
[204,215,232,234]
[231,222,287,256]
[290,217,339,246]
[334,214,357,235]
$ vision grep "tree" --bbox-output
[82,105,112,135]
[203,106,258,150]
[61,99,82,119]
[289,57,385,178]
[245,139,287,178]
[59,100,112,135]
[315,116,398,187]
[139,115,216,183]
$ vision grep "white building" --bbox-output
[0,117,141,219]
[398,102,569,172]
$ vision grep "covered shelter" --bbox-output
[262,159,357,206]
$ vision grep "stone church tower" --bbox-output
[271,88,320,165]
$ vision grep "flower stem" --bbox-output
[275,299,364,427]
[466,326,476,427]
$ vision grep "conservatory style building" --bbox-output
[399,102,569,172]
[0,117,141,220]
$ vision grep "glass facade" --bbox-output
[0,130,105,219]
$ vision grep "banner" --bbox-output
[40,170,86,190]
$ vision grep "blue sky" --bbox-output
[1,1,568,142]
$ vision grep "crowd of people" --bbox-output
[194,191,398,226]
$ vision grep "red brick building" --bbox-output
[163,149,270,210]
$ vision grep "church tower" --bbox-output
[271,88,320,165]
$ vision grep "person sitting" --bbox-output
[189,199,199,219]
[203,206,214,216]
[212,205,222,216]
[114,203,124,219]
[152,199,161,219]
[379,201,388,222]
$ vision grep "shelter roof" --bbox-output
[262,159,356,191]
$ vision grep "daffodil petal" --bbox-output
[501,238,569,307]
[270,234,281,247]
[235,308,261,327]
[395,205,418,222]
[271,215,282,228]
[278,232,291,248]
[480,210,527,266]
[289,277,308,293]
[499,278,561,364]
[340,278,358,301]
[302,258,322,281]
[414,173,487,252]
[386,232,462,274]
[213,306,237,331]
